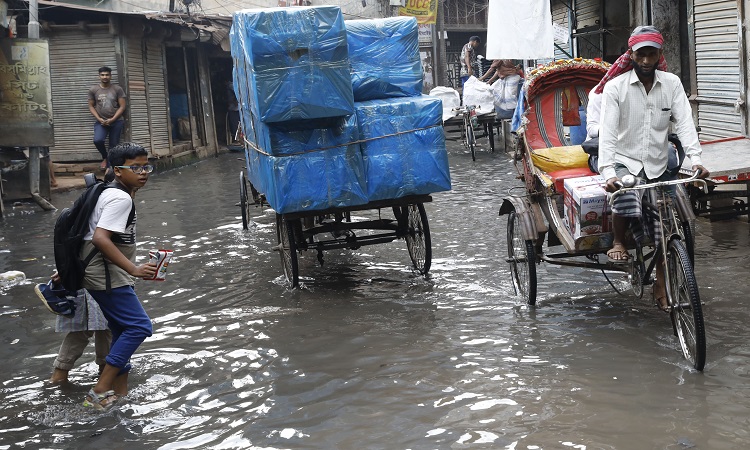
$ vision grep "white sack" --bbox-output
[486,0,554,59]
[429,86,461,122]
[462,76,495,114]
[492,74,522,116]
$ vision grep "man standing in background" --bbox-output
[460,36,481,87]
[88,66,127,170]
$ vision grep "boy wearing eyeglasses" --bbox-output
[80,142,157,409]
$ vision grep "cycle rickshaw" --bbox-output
[499,59,709,370]
[443,105,497,161]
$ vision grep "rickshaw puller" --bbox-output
[597,26,710,311]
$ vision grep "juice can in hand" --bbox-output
[147,249,173,281]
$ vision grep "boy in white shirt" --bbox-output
[81,142,157,409]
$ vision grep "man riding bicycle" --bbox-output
[597,26,710,311]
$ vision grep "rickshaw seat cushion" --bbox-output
[530,145,590,173]
[547,167,597,193]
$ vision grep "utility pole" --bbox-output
[28,0,39,38]
[27,0,55,211]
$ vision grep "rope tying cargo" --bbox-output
[242,123,443,157]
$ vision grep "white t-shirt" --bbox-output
[84,188,135,241]
[81,187,138,290]
[586,88,602,139]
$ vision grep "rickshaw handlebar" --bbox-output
[452,105,481,113]
[609,170,709,205]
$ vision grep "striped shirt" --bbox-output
[598,69,703,181]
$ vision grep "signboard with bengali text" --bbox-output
[0,39,54,146]
[418,24,433,45]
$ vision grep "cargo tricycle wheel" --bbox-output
[404,203,432,275]
[240,171,251,230]
[276,214,299,288]
[507,210,537,305]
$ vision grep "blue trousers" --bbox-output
[461,75,470,87]
[88,286,152,372]
[93,120,125,161]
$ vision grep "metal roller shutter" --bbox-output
[693,0,744,140]
[145,39,170,156]
[126,35,152,153]
[48,28,118,162]
[575,0,599,29]
[552,0,572,60]
[574,0,602,59]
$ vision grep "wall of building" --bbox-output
[197,0,383,19]
[650,0,682,80]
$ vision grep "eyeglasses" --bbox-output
[114,165,154,174]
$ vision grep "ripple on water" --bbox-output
[1,151,750,448]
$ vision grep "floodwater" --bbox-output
[1,139,750,449]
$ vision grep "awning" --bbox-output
[33,0,231,47]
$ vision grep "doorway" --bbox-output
[209,55,239,148]
[165,45,207,151]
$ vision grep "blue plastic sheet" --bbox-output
[231,6,354,124]
[243,115,368,214]
[345,17,423,101]
[355,96,451,201]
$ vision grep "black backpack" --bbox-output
[53,179,135,293]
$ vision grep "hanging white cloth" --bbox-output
[486,0,554,60]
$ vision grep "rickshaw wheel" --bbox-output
[240,171,251,230]
[667,239,705,371]
[276,214,299,288]
[679,219,695,265]
[467,123,476,161]
[630,245,645,299]
[404,203,432,275]
[507,210,537,305]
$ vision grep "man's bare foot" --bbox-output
[653,279,669,312]
[49,368,69,384]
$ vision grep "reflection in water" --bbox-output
[1,145,749,448]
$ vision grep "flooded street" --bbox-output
[2,139,750,449]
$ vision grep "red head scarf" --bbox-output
[593,30,667,94]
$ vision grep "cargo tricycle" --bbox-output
[239,172,432,289]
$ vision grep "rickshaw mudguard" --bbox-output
[674,185,697,222]
[499,196,548,242]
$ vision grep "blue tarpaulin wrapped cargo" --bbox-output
[231,6,354,124]
[345,17,423,101]
[355,96,451,202]
[243,115,369,214]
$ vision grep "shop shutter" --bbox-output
[125,35,152,153]
[47,28,118,162]
[575,0,599,29]
[145,39,171,156]
[693,0,743,140]
[574,0,602,59]
[552,0,572,60]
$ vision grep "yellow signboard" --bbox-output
[399,0,437,25]
[0,39,54,146]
